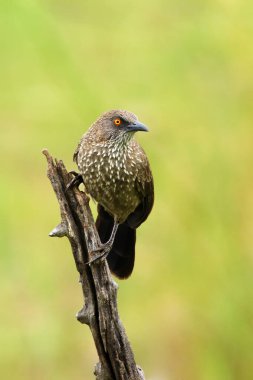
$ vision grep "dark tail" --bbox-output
[96,205,136,279]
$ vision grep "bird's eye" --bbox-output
[114,118,122,126]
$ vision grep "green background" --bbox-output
[1,1,253,379]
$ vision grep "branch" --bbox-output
[43,149,145,380]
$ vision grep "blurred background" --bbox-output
[1,0,253,379]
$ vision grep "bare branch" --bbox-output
[43,149,145,380]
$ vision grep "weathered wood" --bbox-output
[43,149,145,380]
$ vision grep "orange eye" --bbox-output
[114,118,121,126]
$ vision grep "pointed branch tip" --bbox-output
[42,148,49,158]
[76,307,90,325]
[49,223,68,237]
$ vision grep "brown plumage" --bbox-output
[74,110,154,278]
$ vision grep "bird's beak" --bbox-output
[127,121,149,132]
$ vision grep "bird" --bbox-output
[72,109,154,279]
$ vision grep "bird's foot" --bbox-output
[88,222,119,265]
[88,242,113,264]
[66,171,83,191]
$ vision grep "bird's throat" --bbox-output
[109,131,135,150]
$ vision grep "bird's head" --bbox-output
[89,110,148,143]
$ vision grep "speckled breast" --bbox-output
[77,142,141,223]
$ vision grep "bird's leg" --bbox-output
[66,171,83,191]
[88,221,119,264]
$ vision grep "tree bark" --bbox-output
[43,149,145,380]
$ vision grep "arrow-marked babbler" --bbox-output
[71,110,154,279]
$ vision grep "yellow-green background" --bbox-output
[1,1,253,379]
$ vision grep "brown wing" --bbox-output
[126,150,154,229]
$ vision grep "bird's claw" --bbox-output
[69,170,79,177]
[88,243,113,265]
[87,221,119,265]
[66,172,83,191]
